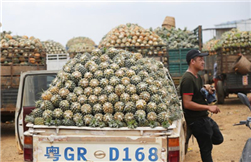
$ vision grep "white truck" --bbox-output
[15,70,187,162]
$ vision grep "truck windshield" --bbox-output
[22,74,56,107]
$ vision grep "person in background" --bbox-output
[179,49,224,162]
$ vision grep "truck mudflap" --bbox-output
[26,124,179,162]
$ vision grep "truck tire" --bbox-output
[204,74,209,84]
[217,81,225,104]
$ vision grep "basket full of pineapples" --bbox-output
[25,48,182,129]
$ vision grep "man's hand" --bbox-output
[208,105,220,114]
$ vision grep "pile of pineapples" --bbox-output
[25,48,182,129]
[42,40,66,54]
[202,38,220,55]
[66,36,96,53]
[154,27,199,49]
[99,23,165,48]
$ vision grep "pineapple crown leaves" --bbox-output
[127,120,138,129]
[89,118,100,127]
[149,121,159,128]
[161,121,171,129]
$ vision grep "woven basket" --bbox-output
[162,16,175,29]
[233,55,251,74]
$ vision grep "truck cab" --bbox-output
[15,70,186,162]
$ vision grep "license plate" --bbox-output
[242,75,248,86]
[38,143,161,161]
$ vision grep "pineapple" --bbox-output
[157,103,167,114]
[88,63,99,73]
[73,87,84,96]
[147,85,158,95]
[136,99,147,111]
[70,102,81,113]
[151,94,161,104]
[100,54,110,63]
[124,102,136,113]
[63,110,73,120]
[124,112,135,122]
[34,117,44,125]
[66,93,78,103]
[63,64,74,73]
[120,93,130,103]
[49,86,59,95]
[65,80,77,92]
[73,113,84,127]
[62,119,75,126]
[138,70,149,79]
[131,94,139,103]
[94,113,103,122]
[144,77,154,85]
[84,87,93,96]
[51,94,62,107]
[103,85,114,95]
[78,78,89,88]
[40,100,54,111]
[35,100,43,109]
[135,110,146,123]
[136,82,148,94]
[114,102,124,112]
[147,112,159,128]
[115,69,125,78]
[89,79,99,88]
[84,72,93,80]
[115,84,125,96]
[93,87,102,96]
[83,114,93,126]
[81,104,92,115]
[42,110,53,119]
[125,58,136,68]
[72,71,82,84]
[93,103,103,114]
[110,63,120,71]
[78,95,88,105]
[121,77,130,86]
[99,62,110,70]
[59,88,70,99]
[32,108,43,117]
[94,70,104,80]
[91,56,101,65]
[74,63,87,75]
[104,69,114,79]
[109,76,120,87]
[88,95,98,106]
[51,119,62,126]
[146,102,157,113]
[131,75,141,85]
[125,84,137,95]
[98,94,108,105]
[41,90,53,100]
[53,108,63,119]
[103,102,114,114]
[108,93,119,104]
[126,69,136,78]
[103,113,113,124]
[99,78,109,88]
[139,91,151,102]
[91,49,102,57]
[59,100,70,111]
[114,112,124,122]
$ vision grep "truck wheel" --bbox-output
[204,74,209,84]
[217,81,225,104]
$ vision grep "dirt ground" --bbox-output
[1,94,250,162]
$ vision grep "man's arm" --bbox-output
[183,95,220,114]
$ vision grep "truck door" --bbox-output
[15,71,57,152]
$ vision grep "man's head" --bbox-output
[186,49,208,65]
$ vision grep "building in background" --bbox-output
[203,18,251,42]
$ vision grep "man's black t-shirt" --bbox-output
[179,72,208,124]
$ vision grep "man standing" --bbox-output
[180,49,223,162]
